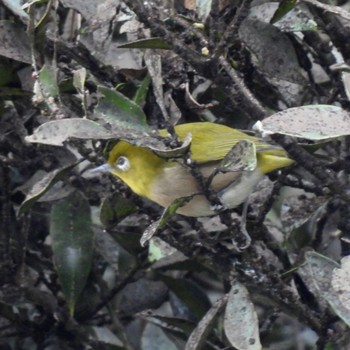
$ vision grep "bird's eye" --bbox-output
[116,156,130,172]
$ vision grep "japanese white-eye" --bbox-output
[106,122,293,217]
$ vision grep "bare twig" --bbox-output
[302,0,350,21]
[214,0,253,58]
[217,56,267,119]
[122,0,267,120]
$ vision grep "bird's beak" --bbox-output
[83,163,112,178]
[92,163,112,173]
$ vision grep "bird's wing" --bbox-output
[161,122,286,163]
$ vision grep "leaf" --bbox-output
[38,64,59,98]
[81,325,124,348]
[109,230,143,256]
[148,238,192,273]
[196,0,212,21]
[332,256,350,312]
[341,72,350,102]
[2,0,29,23]
[144,50,168,120]
[218,140,257,173]
[270,0,298,24]
[73,67,87,94]
[185,295,228,350]
[305,252,350,327]
[59,0,98,22]
[140,195,194,246]
[255,105,350,140]
[277,11,317,33]
[141,322,178,350]
[224,282,262,350]
[159,276,211,320]
[100,194,137,229]
[248,2,318,32]
[94,229,120,272]
[151,132,192,159]
[0,20,31,63]
[118,38,171,50]
[302,0,350,22]
[140,222,162,248]
[118,279,168,314]
[281,195,328,235]
[240,19,305,84]
[19,163,78,214]
[324,343,336,350]
[148,236,189,269]
[50,191,94,317]
[148,237,180,263]
[134,73,151,107]
[96,86,150,133]
[205,140,257,190]
[0,64,15,87]
[25,118,115,146]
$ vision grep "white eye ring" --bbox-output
[116,156,130,172]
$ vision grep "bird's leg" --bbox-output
[235,199,251,250]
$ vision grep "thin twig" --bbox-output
[302,0,350,21]
[218,56,267,119]
[214,0,253,58]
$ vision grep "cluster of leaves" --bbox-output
[2,0,350,349]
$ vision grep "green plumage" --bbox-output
[107,122,293,216]
[159,122,292,172]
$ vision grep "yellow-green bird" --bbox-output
[106,122,293,217]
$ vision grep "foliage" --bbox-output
[1,0,350,349]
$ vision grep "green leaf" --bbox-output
[270,0,298,24]
[109,230,143,255]
[148,237,180,263]
[224,282,262,350]
[100,193,137,229]
[50,191,94,317]
[185,295,228,350]
[256,105,350,140]
[25,118,115,146]
[159,275,211,320]
[19,163,78,214]
[96,86,150,133]
[118,38,171,50]
[218,140,257,173]
[140,195,194,246]
[305,252,350,327]
[0,64,15,87]
[324,343,335,350]
[38,64,59,97]
[73,67,87,94]
[134,73,151,107]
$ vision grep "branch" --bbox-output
[158,228,324,332]
[121,0,267,120]
[302,0,350,21]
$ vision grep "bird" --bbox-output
[105,122,293,217]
